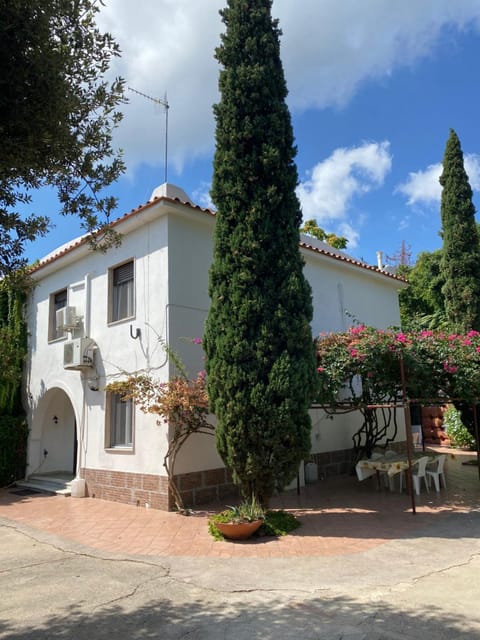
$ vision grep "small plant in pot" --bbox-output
[209,496,265,540]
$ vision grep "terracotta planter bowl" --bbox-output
[215,520,263,540]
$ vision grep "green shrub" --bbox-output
[208,507,301,541]
[0,415,28,486]
[444,405,476,449]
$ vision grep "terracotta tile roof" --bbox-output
[299,239,406,283]
[29,191,215,274]
[29,190,405,284]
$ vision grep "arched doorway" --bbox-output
[28,387,77,478]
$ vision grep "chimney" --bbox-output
[376,251,383,270]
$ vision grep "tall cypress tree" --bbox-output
[204,0,317,505]
[440,129,480,331]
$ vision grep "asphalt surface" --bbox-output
[1,505,480,640]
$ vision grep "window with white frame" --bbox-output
[49,288,67,341]
[107,392,134,449]
[109,260,134,323]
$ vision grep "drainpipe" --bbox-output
[84,272,92,337]
[71,273,93,499]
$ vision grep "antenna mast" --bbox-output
[128,86,170,183]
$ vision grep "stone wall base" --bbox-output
[81,445,408,511]
[174,467,239,508]
[311,448,355,479]
[310,442,407,479]
[80,466,238,512]
[81,468,172,511]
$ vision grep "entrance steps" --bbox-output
[15,472,74,497]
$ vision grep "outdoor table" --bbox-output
[356,453,434,491]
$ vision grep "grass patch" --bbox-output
[260,509,301,537]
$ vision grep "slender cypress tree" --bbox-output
[439,129,480,331]
[204,0,317,505]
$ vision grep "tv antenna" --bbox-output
[128,86,170,183]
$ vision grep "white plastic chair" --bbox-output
[426,454,447,492]
[411,456,431,495]
[399,456,430,495]
[384,449,397,458]
[381,450,399,490]
[355,463,376,481]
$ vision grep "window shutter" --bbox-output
[113,261,133,285]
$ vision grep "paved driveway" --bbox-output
[1,448,480,639]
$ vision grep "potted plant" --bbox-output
[209,496,265,540]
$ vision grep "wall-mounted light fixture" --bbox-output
[53,415,58,424]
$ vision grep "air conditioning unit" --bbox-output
[56,306,79,331]
[63,338,95,370]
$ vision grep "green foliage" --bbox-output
[0,415,28,487]
[399,251,448,331]
[106,355,213,513]
[225,495,265,522]
[0,273,29,485]
[208,496,265,540]
[316,326,480,406]
[316,326,480,458]
[208,505,300,540]
[204,0,317,506]
[0,272,29,414]
[301,219,348,249]
[439,129,480,332]
[400,131,480,333]
[443,405,476,449]
[260,509,301,537]
[0,0,126,276]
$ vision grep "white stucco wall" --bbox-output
[26,201,173,478]
[303,246,406,456]
[26,193,406,481]
[163,214,406,473]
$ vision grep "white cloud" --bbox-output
[297,141,392,222]
[277,0,480,111]
[396,162,442,206]
[465,154,480,190]
[336,222,360,249]
[96,0,480,175]
[397,154,480,206]
[192,182,214,210]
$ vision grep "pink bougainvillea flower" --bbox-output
[443,362,458,374]
[396,333,407,343]
[317,366,325,373]
[419,330,434,338]
[192,337,203,344]
[349,325,366,335]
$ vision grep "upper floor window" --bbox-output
[49,288,67,341]
[106,392,134,449]
[109,260,134,323]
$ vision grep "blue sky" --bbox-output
[24,0,480,268]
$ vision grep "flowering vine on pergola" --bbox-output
[314,326,480,459]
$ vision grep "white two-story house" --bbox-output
[24,183,406,510]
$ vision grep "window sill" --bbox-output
[107,315,136,327]
[105,446,134,454]
[48,335,67,344]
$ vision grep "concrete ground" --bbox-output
[1,447,480,639]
